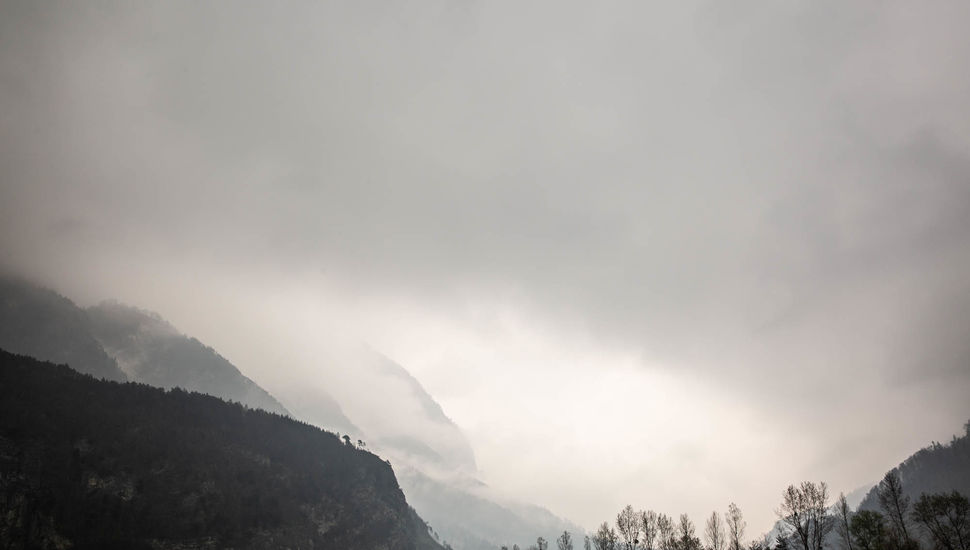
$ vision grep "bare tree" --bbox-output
[835,493,854,550]
[877,471,912,545]
[727,503,746,550]
[706,511,727,550]
[558,531,574,550]
[678,514,703,550]
[778,481,833,550]
[538,537,549,550]
[913,491,970,550]
[618,505,643,550]
[642,510,659,550]
[659,514,677,550]
[595,522,620,550]
[585,536,592,550]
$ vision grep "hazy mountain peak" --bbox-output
[323,346,478,475]
[0,275,126,382]
[396,465,584,550]
[369,348,465,428]
[86,301,291,417]
[91,300,179,336]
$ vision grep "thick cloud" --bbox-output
[2,0,969,534]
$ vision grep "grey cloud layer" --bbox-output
[2,0,969,529]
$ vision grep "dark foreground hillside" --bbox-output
[0,349,443,550]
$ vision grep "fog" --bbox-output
[2,0,969,535]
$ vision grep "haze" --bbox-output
[2,0,969,536]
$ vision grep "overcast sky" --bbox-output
[2,0,969,536]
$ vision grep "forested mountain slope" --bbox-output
[0,276,126,382]
[294,347,579,550]
[86,301,291,417]
[0,276,576,548]
[0,276,310,419]
[0,349,443,550]
[858,421,970,512]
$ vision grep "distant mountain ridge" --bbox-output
[398,466,584,550]
[0,275,305,420]
[0,276,127,382]
[302,347,581,550]
[0,275,582,549]
[358,350,478,474]
[0,349,443,550]
[86,301,291,417]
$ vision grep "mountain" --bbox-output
[279,347,581,550]
[0,349,443,550]
[86,301,291,417]
[0,276,126,382]
[762,424,970,546]
[268,380,361,438]
[0,277,312,419]
[397,466,584,550]
[1,276,578,548]
[328,349,477,475]
[858,421,970,513]
[844,482,876,510]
